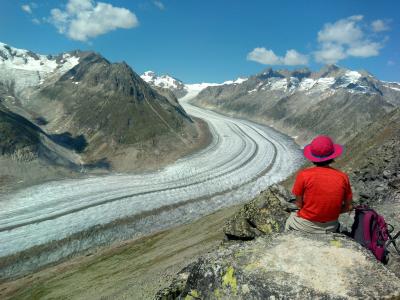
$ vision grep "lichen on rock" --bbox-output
[223,184,293,240]
[158,233,400,299]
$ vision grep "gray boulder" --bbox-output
[157,233,400,299]
[223,184,294,240]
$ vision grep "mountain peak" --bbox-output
[143,70,156,76]
[0,42,81,94]
[315,64,345,78]
[140,70,187,98]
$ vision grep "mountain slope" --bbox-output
[26,52,198,166]
[192,65,399,145]
[0,43,208,188]
[0,83,84,192]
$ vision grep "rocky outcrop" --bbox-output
[223,185,294,240]
[158,180,400,299]
[157,233,400,299]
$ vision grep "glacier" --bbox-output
[0,88,303,279]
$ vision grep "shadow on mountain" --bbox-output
[49,132,88,153]
[0,106,41,155]
[83,158,111,170]
[34,117,48,126]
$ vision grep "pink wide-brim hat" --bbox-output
[303,135,344,162]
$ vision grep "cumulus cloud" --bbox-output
[371,19,390,32]
[283,49,309,65]
[49,0,139,42]
[21,4,32,14]
[317,16,364,45]
[247,48,280,65]
[153,1,165,10]
[346,42,382,57]
[314,15,385,64]
[314,43,346,64]
[247,47,308,66]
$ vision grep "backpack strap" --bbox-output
[361,209,377,249]
[386,230,400,255]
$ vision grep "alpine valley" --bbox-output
[1,41,400,300]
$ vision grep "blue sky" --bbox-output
[0,0,399,83]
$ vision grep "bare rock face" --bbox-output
[223,185,293,240]
[157,233,400,299]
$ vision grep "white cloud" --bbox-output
[247,48,308,66]
[371,19,390,32]
[50,8,69,33]
[387,60,395,66]
[346,41,381,57]
[314,15,385,64]
[314,43,346,64]
[21,4,32,14]
[153,1,165,10]
[317,16,364,46]
[282,49,309,65]
[348,15,364,21]
[247,48,280,65]
[49,0,139,42]
[32,18,41,25]
[66,0,93,13]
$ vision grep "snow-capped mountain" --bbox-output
[194,65,400,105]
[221,77,248,85]
[0,42,198,179]
[141,71,188,98]
[0,42,80,94]
[141,70,250,100]
[192,64,400,145]
[242,65,384,96]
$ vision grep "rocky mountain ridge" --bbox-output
[197,64,399,100]
[191,64,400,145]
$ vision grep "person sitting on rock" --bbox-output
[285,135,353,234]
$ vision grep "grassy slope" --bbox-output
[0,205,239,300]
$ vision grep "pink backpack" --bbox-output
[351,205,400,263]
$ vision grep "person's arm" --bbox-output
[340,198,352,213]
[292,171,304,209]
[295,195,303,209]
[340,175,353,214]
